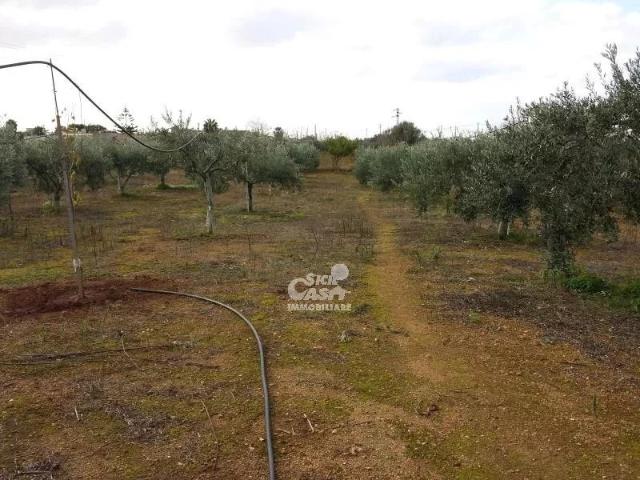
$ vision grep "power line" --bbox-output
[0,60,201,153]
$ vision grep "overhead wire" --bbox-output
[0,60,201,153]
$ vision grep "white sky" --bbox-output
[1,0,639,137]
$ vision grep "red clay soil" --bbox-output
[0,276,162,318]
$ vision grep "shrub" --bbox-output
[565,272,609,294]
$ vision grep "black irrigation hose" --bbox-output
[0,60,202,153]
[131,287,276,480]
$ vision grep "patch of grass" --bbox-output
[349,365,408,402]
[156,183,198,191]
[350,302,371,315]
[413,246,442,268]
[565,272,609,294]
[396,421,439,460]
[395,421,502,479]
[611,279,640,312]
[505,228,540,246]
[467,310,483,325]
[563,271,640,312]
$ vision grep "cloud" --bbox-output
[416,61,518,82]
[420,19,529,47]
[83,21,127,44]
[422,24,482,47]
[233,9,318,46]
[0,17,126,47]
[0,0,99,7]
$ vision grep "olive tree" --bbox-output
[356,145,408,191]
[104,140,150,195]
[24,138,65,209]
[402,137,475,214]
[600,44,640,223]
[148,121,181,187]
[76,136,108,191]
[287,141,320,171]
[163,112,236,233]
[354,147,376,185]
[0,119,25,222]
[455,118,530,239]
[521,86,617,273]
[148,149,175,188]
[235,132,300,212]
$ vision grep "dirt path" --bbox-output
[358,187,640,479]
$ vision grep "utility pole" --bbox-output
[50,60,84,298]
[393,107,401,125]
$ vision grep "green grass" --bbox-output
[565,272,609,294]
[564,271,640,312]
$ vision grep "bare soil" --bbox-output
[0,276,161,318]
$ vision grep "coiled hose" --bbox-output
[131,288,276,480]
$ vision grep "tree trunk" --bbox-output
[246,182,254,212]
[498,217,513,240]
[53,192,61,210]
[545,230,573,274]
[116,174,124,195]
[7,194,13,222]
[204,176,215,234]
[498,219,508,239]
[160,172,166,186]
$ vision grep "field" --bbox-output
[1,166,639,479]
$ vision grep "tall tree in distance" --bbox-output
[25,126,46,137]
[117,107,137,135]
[325,135,358,170]
[368,121,424,146]
[273,126,285,143]
[203,118,218,134]
[388,121,424,145]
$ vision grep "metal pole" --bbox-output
[50,59,84,297]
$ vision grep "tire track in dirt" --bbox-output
[358,190,472,390]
